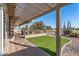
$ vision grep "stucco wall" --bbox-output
[0,7,2,55]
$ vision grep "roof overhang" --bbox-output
[6,3,70,26]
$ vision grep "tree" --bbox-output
[36,21,45,30]
[67,20,72,30]
[67,20,70,30]
[63,20,72,35]
[46,26,52,30]
[30,24,37,31]
[69,21,71,30]
[30,21,45,30]
[25,25,28,30]
[21,27,26,35]
[63,22,66,31]
[30,21,53,33]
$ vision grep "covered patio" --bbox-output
[4,3,69,56]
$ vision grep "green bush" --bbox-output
[63,29,72,35]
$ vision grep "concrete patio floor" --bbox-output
[5,35,50,56]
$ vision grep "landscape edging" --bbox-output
[61,38,72,55]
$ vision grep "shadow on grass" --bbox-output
[5,41,56,56]
[39,47,56,56]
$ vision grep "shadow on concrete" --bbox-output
[5,41,56,56]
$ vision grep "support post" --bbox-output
[56,5,61,56]
[27,23,29,35]
[13,25,17,35]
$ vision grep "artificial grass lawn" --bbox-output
[27,36,69,56]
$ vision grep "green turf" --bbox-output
[27,35,69,56]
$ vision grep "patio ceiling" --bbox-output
[7,3,69,26]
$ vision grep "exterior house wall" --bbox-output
[3,4,10,55]
[0,6,3,55]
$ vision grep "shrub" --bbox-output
[69,32,78,37]
[77,34,79,37]
[63,29,72,35]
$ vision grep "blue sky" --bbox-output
[20,3,79,29]
[61,3,79,28]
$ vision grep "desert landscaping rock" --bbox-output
[61,37,79,56]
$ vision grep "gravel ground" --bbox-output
[61,37,79,56]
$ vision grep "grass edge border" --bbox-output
[61,38,72,55]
